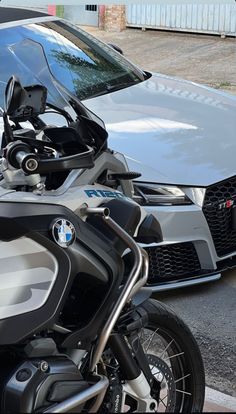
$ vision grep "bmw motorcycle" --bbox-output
[0,40,205,412]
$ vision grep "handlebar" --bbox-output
[5,140,95,175]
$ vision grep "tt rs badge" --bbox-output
[51,219,76,248]
[218,198,235,210]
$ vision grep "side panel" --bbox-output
[0,231,70,345]
[0,238,58,320]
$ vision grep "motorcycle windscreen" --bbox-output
[7,39,108,146]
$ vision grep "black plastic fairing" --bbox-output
[132,289,151,307]
[135,214,163,244]
[0,201,124,345]
[87,198,141,255]
[43,126,89,156]
[69,114,108,156]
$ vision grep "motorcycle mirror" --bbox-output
[5,76,23,115]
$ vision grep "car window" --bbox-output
[0,19,145,108]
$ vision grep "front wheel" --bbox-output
[136,299,205,412]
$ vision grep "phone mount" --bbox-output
[5,75,47,121]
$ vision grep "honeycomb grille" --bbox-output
[203,176,236,257]
[145,242,201,284]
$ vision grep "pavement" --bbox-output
[156,269,236,412]
[81,26,236,96]
[157,270,236,399]
[204,387,236,412]
[80,26,236,412]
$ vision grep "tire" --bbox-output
[138,298,205,412]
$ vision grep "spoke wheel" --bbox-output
[137,299,205,412]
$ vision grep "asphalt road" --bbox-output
[153,270,236,397]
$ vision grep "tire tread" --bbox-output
[139,299,205,412]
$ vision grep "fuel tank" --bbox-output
[0,200,122,344]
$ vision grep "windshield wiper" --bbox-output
[105,80,139,93]
[87,80,140,100]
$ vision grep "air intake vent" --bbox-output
[145,242,201,284]
[203,176,236,257]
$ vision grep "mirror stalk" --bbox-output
[3,112,14,144]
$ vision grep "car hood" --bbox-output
[85,73,236,187]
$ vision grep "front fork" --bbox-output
[109,333,153,386]
[108,327,160,411]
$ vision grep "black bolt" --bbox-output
[16,368,32,382]
[149,402,156,410]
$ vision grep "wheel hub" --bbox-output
[147,354,176,411]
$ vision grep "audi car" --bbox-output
[1,7,236,290]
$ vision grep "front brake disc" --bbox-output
[146,354,176,412]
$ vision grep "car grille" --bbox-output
[203,176,236,257]
[145,242,201,284]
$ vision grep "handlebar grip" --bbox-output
[6,142,39,174]
[15,151,39,173]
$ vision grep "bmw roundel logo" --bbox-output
[51,219,76,248]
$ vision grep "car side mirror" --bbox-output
[108,43,123,55]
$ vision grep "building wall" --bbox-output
[46,4,126,31]
[101,5,126,32]
[63,5,99,26]
[29,3,236,36]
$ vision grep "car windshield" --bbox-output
[0,19,145,108]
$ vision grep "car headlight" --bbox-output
[133,182,192,206]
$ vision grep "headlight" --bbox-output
[133,182,192,206]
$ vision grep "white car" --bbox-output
[1,7,236,290]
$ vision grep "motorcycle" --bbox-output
[0,39,205,412]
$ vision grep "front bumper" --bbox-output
[142,198,236,290]
[144,272,221,292]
